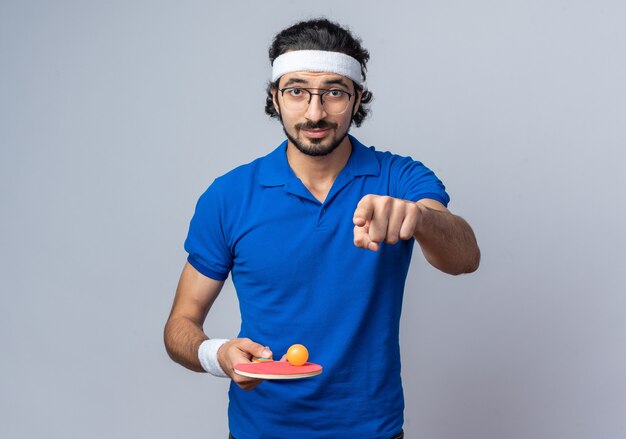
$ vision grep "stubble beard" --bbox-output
[280,118,350,157]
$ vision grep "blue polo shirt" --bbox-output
[185,135,449,438]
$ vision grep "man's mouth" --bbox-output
[301,128,331,138]
[297,122,336,139]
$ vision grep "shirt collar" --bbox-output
[258,135,380,187]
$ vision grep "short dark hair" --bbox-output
[265,18,373,127]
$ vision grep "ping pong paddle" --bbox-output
[234,361,323,380]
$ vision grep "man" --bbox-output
[164,18,480,439]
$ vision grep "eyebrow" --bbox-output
[282,78,308,87]
[281,77,351,90]
[323,78,351,88]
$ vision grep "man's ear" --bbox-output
[352,87,363,116]
[272,87,280,114]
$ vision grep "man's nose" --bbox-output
[304,94,327,122]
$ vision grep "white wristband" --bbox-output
[198,338,230,377]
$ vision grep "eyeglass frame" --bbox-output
[277,87,355,114]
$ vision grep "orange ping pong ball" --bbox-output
[286,344,309,366]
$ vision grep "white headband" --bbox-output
[271,50,365,87]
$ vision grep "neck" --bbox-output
[286,135,352,202]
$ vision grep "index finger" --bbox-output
[353,195,376,226]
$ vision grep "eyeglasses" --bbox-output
[278,87,354,115]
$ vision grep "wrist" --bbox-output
[413,201,430,237]
[198,338,230,377]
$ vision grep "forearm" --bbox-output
[414,205,480,275]
[164,316,208,373]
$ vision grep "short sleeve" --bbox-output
[184,182,233,281]
[391,155,450,206]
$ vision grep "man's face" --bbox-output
[273,72,361,157]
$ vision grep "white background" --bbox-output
[2,1,625,438]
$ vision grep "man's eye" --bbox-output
[288,88,303,96]
[327,90,344,98]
